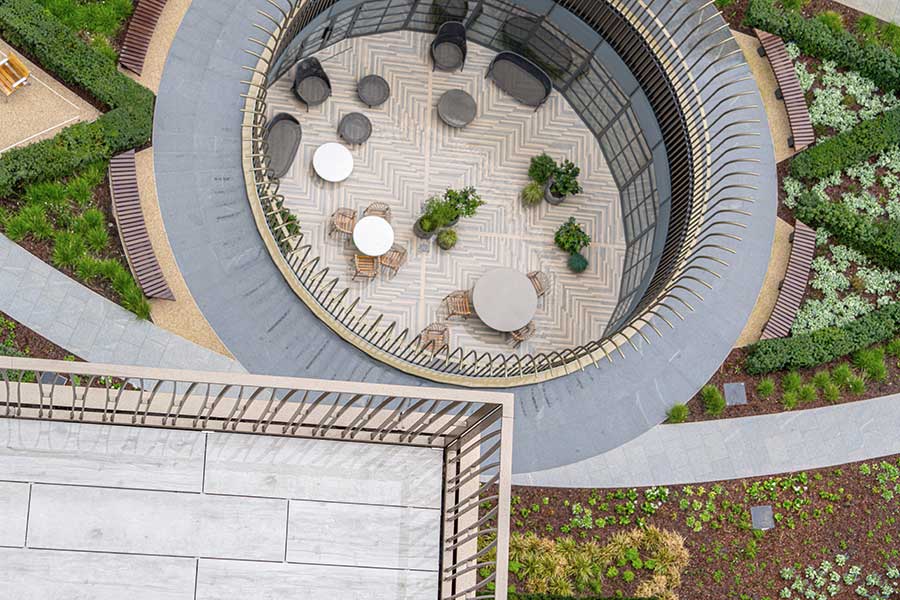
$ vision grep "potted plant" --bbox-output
[545,159,583,205]
[414,196,456,238]
[414,213,439,239]
[444,186,484,225]
[528,153,557,185]
[521,180,544,206]
[554,217,591,273]
[437,228,458,250]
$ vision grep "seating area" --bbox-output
[0,51,30,98]
[119,0,168,76]
[761,220,817,340]
[754,28,815,151]
[108,151,175,301]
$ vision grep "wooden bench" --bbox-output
[109,151,175,301]
[761,220,816,340]
[754,29,815,151]
[0,52,30,98]
[119,0,168,76]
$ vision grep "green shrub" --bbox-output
[701,385,726,416]
[528,153,556,185]
[521,181,544,206]
[745,303,900,374]
[798,192,900,270]
[812,370,831,390]
[832,363,853,388]
[757,377,776,398]
[745,0,900,93]
[437,228,457,250]
[823,382,841,403]
[848,374,866,395]
[816,10,843,34]
[667,403,689,423]
[782,371,803,393]
[52,231,85,268]
[790,106,900,180]
[782,390,798,410]
[555,218,591,255]
[0,0,154,196]
[568,253,589,273]
[798,383,818,403]
[853,347,887,381]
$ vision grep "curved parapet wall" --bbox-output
[241,0,768,387]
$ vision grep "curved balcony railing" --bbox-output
[240,0,763,387]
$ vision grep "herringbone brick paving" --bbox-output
[268,31,625,355]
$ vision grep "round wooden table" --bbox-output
[312,142,354,182]
[472,268,537,332]
[353,216,394,257]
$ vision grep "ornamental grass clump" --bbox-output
[853,347,887,381]
[757,378,776,398]
[700,385,726,416]
[823,382,841,403]
[832,363,854,389]
[667,404,689,424]
[812,370,832,390]
[782,371,803,394]
[782,390,799,410]
[798,383,818,404]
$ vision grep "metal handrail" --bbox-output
[240,0,761,387]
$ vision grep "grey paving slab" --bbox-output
[0,234,244,375]
[0,482,29,547]
[514,393,900,487]
[27,484,287,560]
[724,382,747,406]
[0,419,204,492]
[287,501,440,571]
[751,505,775,530]
[195,558,438,600]
[0,548,196,600]
[203,432,443,508]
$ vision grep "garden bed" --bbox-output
[0,310,75,360]
[487,454,900,600]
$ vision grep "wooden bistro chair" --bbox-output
[527,271,550,300]
[442,290,473,320]
[329,208,357,241]
[0,53,30,100]
[418,322,449,353]
[364,201,392,222]
[380,243,407,278]
[352,254,378,281]
[510,321,536,348]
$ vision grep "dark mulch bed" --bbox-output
[0,310,75,360]
[494,454,900,600]
[682,344,900,422]
[718,0,872,34]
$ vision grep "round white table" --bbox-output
[313,142,354,182]
[472,268,537,332]
[353,216,394,257]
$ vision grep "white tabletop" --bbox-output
[353,216,395,257]
[313,142,354,182]
[472,268,537,332]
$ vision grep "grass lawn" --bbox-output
[35,0,133,60]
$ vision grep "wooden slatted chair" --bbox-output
[380,243,407,278]
[527,271,550,300]
[418,322,449,353]
[441,290,473,320]
[351,254,378,281]
[364,202,392,222]
[329,208,357,240]
[0,52,30,98]
[510,321,536,348]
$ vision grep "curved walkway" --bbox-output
[0,234,242,374]
[153,0,777,477]
[514,394,900,487]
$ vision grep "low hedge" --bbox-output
[790,106,900,180]
[0,0,154,197]
[745,302,900,374]
[794,191,900,270]
[745,0,900,93]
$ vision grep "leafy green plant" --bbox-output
[757,377,776,398]
[568,253,588,274]
[418,214,438,233]
[554,218,591,255]
[779,0,807,11]
[528,153,557,185]
[521,181,544,206]
[443,187,483,219]
[437,228,458,250]
[667,403,689,423]
[782,371,803,393]
[701,385,726,416]
[550,160,583,198]
[423,196,458,229]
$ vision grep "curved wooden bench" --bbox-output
[761,220,816,340]
[109,151,175,300]
[754,29,815,151]
[119,0,168,76]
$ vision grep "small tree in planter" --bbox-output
[437,228,458,250]
[545,160,583,205]
[414,197,456,239]
[445,186,484,224]
[554,217,591,273]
